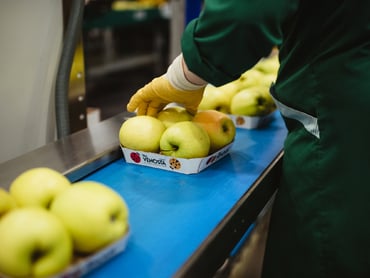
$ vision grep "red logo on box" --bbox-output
[130,152,141,163]
[206,155,216,165]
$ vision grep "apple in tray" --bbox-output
[0,189,17,217]
[193,110,236,153]
[159,121,211,158]
[119,108,236,173]
[0,207,73,278]
[119,115,166,153]
[230,88,276,117]
[50,181,129,254]
[9,167,72,209]
[198,85,233,114]
[157,106,193,128]
[0,168,130,278]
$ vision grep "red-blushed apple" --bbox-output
[9,167,72,209]
[157,105,193,128]
[119,115,166,153]
[160,121,210,158]
[192,110,236,153]
[0,207,73,278]
[50,181,129,254]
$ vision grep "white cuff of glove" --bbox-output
[165,54,205,91]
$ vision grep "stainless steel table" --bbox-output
[0,111,287,278]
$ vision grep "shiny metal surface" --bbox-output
[0,112,132,189]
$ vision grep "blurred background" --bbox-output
[0,0,203,163]
[83,0,171,121]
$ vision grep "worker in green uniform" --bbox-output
[127,0,370,277]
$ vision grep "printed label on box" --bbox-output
[121,142,233,174]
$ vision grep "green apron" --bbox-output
[182,0,370,277]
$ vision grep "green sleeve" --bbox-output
[181,0,298,86]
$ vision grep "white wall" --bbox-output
[0,0,63,163]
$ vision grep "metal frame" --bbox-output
[0,112,131,189]
[174,151,282,277]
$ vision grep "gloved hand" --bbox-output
[126,75,205,116]
[127,54,207,117]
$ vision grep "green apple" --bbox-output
[198,84,233,114]
[160,121,210,158]
[119,115,166,153]
[9,167,72,209]
[50,181,129,254]
[0,207,73,278]
[0,188,17,217]
[157,106,193,128]
[230,88,275,116]
[193,110,236,153]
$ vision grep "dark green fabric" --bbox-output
[181,0,370,277]
[181,0,297,86]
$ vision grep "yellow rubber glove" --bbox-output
[127,75,205,117]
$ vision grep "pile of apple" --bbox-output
[198,53,280,117]
[119,108,236,159]
[0,167,129,278]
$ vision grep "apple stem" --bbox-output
[110,213,117,223]
[31,249,44,264]
[45,199,53,210]
[258,97,266,106]
[170,144,179,151]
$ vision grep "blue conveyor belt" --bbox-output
[82,111,287,278]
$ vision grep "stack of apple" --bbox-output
[198,53,279,117]
[0,167,129,278]
[119,107,236,159]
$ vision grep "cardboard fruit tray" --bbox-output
[228,112,274,129]
[0,231,130,278]
[121,142,233,174]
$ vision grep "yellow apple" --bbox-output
[198,84,232,113]
[0,207,73,278]
[193,110,236,153]
[257,73,277,88]
[0,188,17,217]
[50,181,129,254]
[119,115,166,153]
[254,55,280,75]
[230,88,275,116]
[239,68,264,89]
[9,167,72,209]
[160,121,210,158]
[157,106,193,128]
[217,80,244,102]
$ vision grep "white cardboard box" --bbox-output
[56,232,129,278]
[121,142,233,174]
[229,112,274,129]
